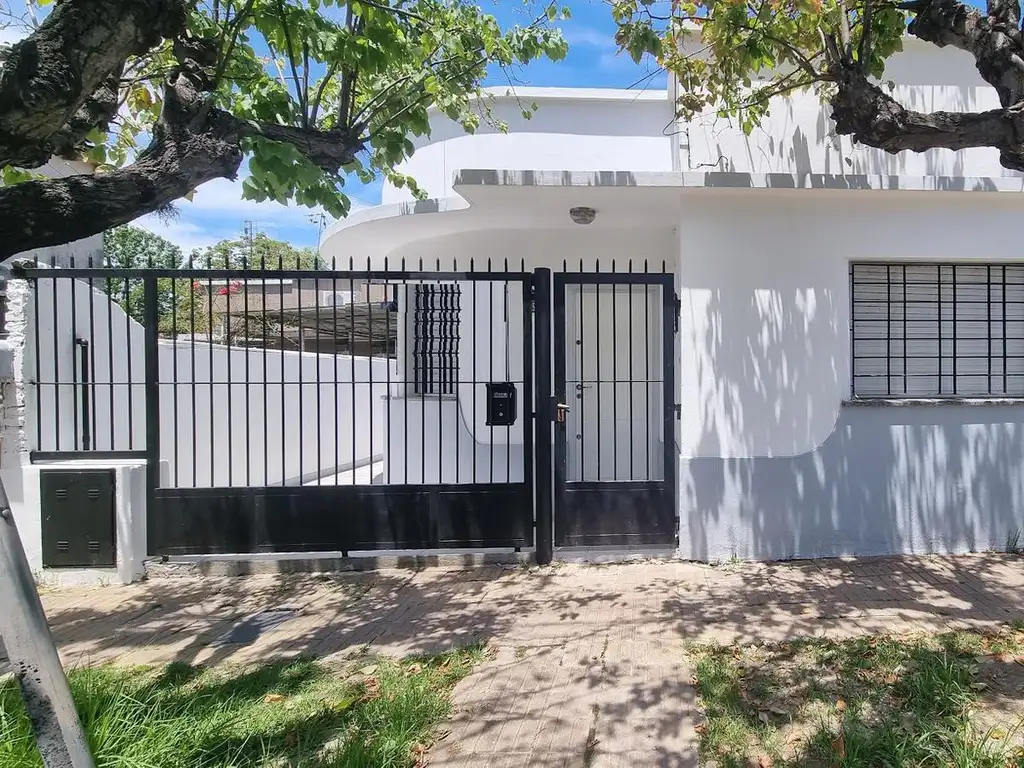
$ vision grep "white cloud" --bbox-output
[562,24,615,50]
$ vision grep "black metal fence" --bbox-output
[18,257,540,556]
[17,256,678,560]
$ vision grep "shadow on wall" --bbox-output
[681,405,1024,562]
[682,272,845,460]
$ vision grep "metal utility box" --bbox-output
[485,382,517,426]
[40,469,116,568]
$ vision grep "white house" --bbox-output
[10,36,1024,583]
[320,36,1024,563]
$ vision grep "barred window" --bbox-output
[412,284,460,395]
[851,263,1024,398]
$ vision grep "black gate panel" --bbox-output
[553,272,676,547]
[149,483,534,555]
[557,483,673,547]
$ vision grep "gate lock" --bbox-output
[554,402,570,424]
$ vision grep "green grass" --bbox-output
[689,626,1024,767]
[0,643,486,768]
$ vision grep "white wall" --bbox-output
[27,277,395,486]
[383,90,675,203]
[678,41,1018,180]
[677,189,1024,459]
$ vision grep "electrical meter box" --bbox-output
[485,382,517,426]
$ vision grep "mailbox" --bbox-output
[485,382,517,426]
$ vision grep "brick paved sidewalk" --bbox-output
[4,553,1024,766]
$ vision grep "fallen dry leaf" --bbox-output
[996,653,1015,664]
[832,732,846,760]
[407,663,423,675]
[757,754,774,768]
[991,728,1008,740]
[836,698,847,712]
[263,693,286,704]
[757,710,771,725]
[695,722,709,735]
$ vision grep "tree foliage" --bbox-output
[0,0,568,258]
[189,231,320,267]
[613,0,1024,170]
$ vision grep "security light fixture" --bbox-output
[569,206,596,225]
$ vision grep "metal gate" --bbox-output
[19,259,536,556]
[552,271,676,546]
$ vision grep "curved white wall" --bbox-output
[677,190,1024,459]
[382,91,675,204]
[679,41,1021,180]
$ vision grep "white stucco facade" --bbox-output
[321,41,1024,562]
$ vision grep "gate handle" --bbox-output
[554,403,570,423]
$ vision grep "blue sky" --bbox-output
[1,0,660,252]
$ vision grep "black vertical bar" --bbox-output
[661,276,676,536]
[594,262,601,481]
[76,339,91,450]
[644,260,651,478]
[208,275,215,484]
[488,259,494,482]
[421,260,427,483]
[952,265,958,395]
[243,264,251,487]
[315,273,322,485]
[521,260,533,501]
[402,261,409,483]
[106,272,114,450]
[124,269,133,449]
[552,272,567,549]
[453,259,459,484]
[333,262,339,485]
[171,278,179,486]
[189,262,197,486]
[611,263,618,481]
[87,266,97,449]
[313,274,321,483]
[225,261,234,486]
[628,262,634,479]
[280,255,286,484]
[31,278,41,450]
[534,267,552,564]
[70,259,79,450]
[144,277,161,503]
[577,259,585,479]
[350,267,357,484]
[297,272,304,485]
[504,262,511,483]
[470,260,477,483]
[436,262,443,483]
[368,258,375,484]
[262,260,269,485]
[385,265,393,484]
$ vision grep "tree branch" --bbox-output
[831,66,1024,168]
[0,0,187,168]
[0,71,364,258]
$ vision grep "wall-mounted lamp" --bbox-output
[569,206,596,225]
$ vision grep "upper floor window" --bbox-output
[851,263,1024,398]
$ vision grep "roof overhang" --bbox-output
[319,168,1024,264]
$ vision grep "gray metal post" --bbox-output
[0,482,95,768]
